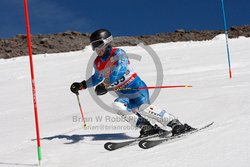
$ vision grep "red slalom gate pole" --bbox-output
[23,0,42,165]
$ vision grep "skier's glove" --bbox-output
[95,83,108,96]
[70,80,87,94]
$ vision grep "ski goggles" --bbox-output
[90,36,113,51]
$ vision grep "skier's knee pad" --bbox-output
[111,101,131,115]
[111,101,139,128]
[138,104,176,126]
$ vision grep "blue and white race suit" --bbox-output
[85,47,177,128]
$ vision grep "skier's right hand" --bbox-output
[70,80,87,94]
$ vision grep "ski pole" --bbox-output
[137,85,192,90]
[107,85,192,92]
[76,93,87,128]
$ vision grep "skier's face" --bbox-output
[95,46,106,56]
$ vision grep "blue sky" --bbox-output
[0,0,249,38]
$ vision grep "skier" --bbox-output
[70,29,195,137]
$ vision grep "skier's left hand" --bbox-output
[95,83,108,95]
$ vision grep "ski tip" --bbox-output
[207,122,214,126]
[104,142,113,151]
[138,140,149,149]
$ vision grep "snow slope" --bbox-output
[0,35,250,167]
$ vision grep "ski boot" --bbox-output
[167,119,196,136]
[139,120,166,138]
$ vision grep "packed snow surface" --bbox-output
[0,35,250,167]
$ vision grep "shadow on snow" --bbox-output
[33,133,134,144]
[0,162,37,166]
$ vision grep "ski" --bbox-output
[104,131,171,151]
[139,122,214,149]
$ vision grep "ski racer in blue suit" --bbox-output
[70,29,194,137]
